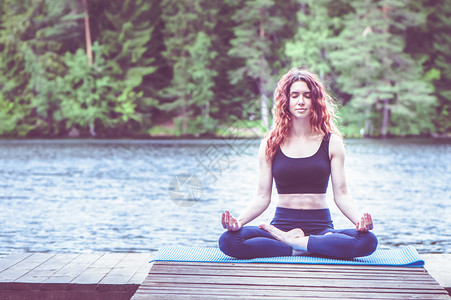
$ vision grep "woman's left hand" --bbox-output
[356,213,373,232]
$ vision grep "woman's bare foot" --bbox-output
[258,224,288,242]
[259,224,310,254]
[286,228,306,239]
[286,228,310,256]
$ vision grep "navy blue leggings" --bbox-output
[218,207,378,259]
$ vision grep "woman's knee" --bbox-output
[218,230,239,255]
[359,231,378,256]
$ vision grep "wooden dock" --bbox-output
[0,252,153,300]
[132,261,451,299]
[0,252,449,299]
[423,254,451,296]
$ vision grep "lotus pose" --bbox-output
[219,68,377,259]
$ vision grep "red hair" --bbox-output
[265,68,340,161]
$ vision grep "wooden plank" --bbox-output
[128,260,154,285]
[149,262,429,277]
[135,288,450,299]
[0,252,151,300]
[144,274,444,290]
[2,290,140,300]
[147,261,441,281]
[132,261,450,300]
[0,253,56,282]
[139,282,449,295]
[95,253,153,293]
[147,271,436,285]
[0,253,33,273]
[14,253,79,284]
[149,264,435,281]
[134,294,451,300]
[41,253,103,284]
[151,261,428,272]
[150,262,430,273]
[100,253,153,285]
[423,253,451,293]
[136,292,450,299]
[70,253,127,284]
[133,289,451,300]
[133,294,294,300]
[136,286,451,300]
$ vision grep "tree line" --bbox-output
[0,0,450,138]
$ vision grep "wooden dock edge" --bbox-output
[422,254,451,294]
[0,252,155,300]
[0,283,140,300]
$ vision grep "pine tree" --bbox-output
[159,0,218,135]
[0,1,32,136]
[285,0,333,78]
[209,1,248,124]
[429,1,451,134]
[226,0,298,130]
[0,0,84,136]
[327,0,437,137]
[406,0,451,135]
[54,42,128,136]
[92,0,168,135]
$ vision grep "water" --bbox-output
[0,138,449,257]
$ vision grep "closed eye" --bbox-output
[290,92,310,99]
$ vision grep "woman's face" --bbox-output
[288,80,312,119]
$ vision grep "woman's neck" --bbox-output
[289,119,312,138]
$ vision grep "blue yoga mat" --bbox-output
[151,245,424,267]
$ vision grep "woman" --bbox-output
[218,68,377,259]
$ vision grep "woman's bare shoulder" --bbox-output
[258,135,269,154]
[258,133,273,160]
[329,133,345,157]
[329,132,343,143]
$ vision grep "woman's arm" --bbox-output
[329,134,373,231]
[222,138,273,231]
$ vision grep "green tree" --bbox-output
[406,0,451,135]
[327,0,437,137]
[92,0,168,135]
[159,0,218,136]
[53,43,141,136]
[285,0,334,78]
[209,1,248,124]
[0,0,33,136]
[0,0,84,136]
[227,0,298,130]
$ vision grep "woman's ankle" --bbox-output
[292,248,310,256]
[287,236,309,251]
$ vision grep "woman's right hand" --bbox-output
[221,210,242,231]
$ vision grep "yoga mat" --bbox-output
[151,245,424,267]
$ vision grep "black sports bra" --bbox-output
[272,133,331,194]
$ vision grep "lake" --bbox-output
[0,138,449,257]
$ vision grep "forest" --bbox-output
[0,0,450,138]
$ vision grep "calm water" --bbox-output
[0,138,450,257]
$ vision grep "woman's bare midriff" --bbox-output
[277,193,328,210]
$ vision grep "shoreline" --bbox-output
[0,134,450,140]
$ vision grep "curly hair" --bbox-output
[265,67,341,161]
